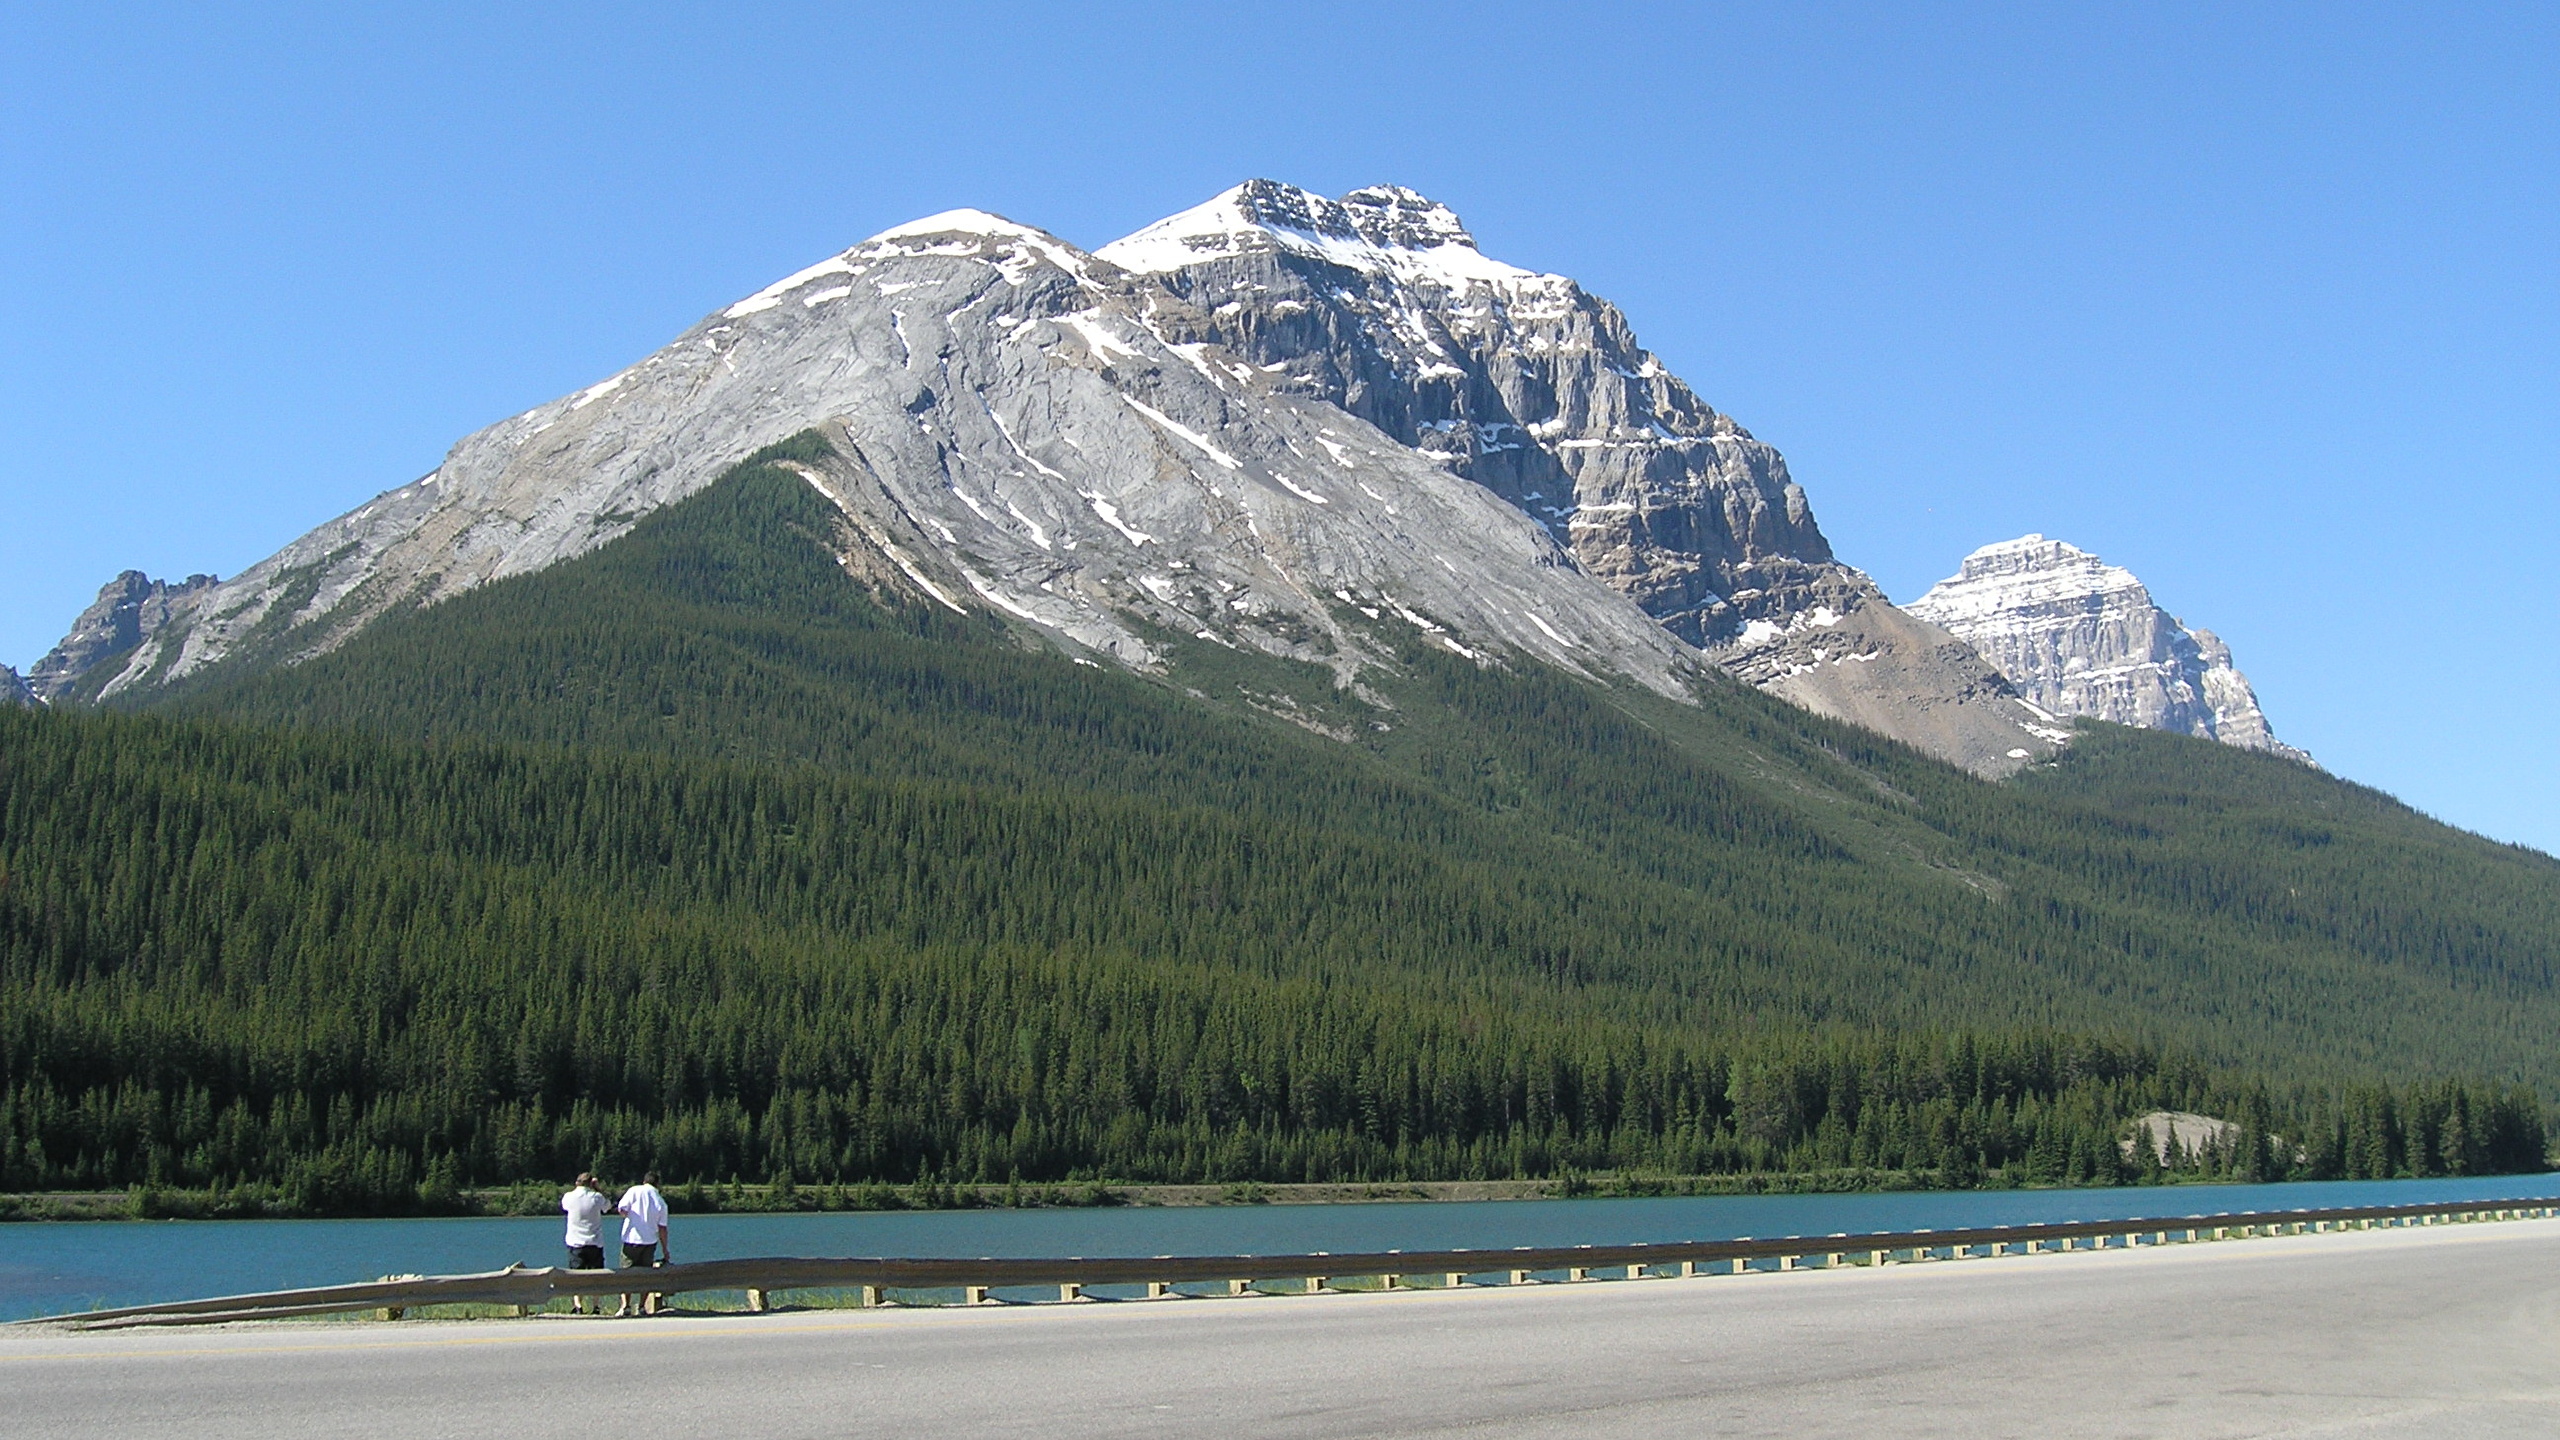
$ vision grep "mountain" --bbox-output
[1906,535,2311,763]
[7,446,2556,1205]
[154,445,2560,1087]
[11,184,2552,1204]
[35,181,2056,775]
[0,665,30,707]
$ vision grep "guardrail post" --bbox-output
[1058,1283,1083,1303]
[1380,1274,1401,1291]
[1227,1279,1253,1297]
[1778,1255,1798,1271]
[1444,1272,1467,1289]
[747,1289,768,1313]
[1509,1269,1534,1285]
[860,1285,881,1308]
[1567,1266,1591,1283]
[1305,1276,1327,1295]
[962,1286,990,1306]
[1625,1264,1648,1280]
[1146,1281,1171,1300]
[1677,1262,1697,1279]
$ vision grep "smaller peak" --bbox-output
[1335,185,1476,252]
[1951,534,2104,580]
[865,208,1063,246]
[727,209,1091,319]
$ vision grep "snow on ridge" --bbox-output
[1907,534,2151,627]
[1097,180,1553,290]
[868,208,1055,244]
[724,210,1093,318]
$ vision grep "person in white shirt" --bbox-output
[559,1174,617,1315]
[614,1171,672,1317]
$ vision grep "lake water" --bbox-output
[6,1173,2555,1322]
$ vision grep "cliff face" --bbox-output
[0,665,32,707]
[1098,182,2059,774]
[1906,535,2311,764]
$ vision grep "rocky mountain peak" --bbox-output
[1905,535,2311,764]
[1099,180,1539,287]
[0,664,32,707]
[25,569,218,702]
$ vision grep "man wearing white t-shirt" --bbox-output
[559,1173,616,1315]
[615,1171,671,1317]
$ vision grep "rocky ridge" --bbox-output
[25,570,219,703]
[34,183,2066,774]
[1906,535,2310,763]
[0,665,31,707]
[1097,183,2063,775]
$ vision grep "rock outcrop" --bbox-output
[42,182,2067,775]
[25,570,218,702]
[0,665,33,707]
[1906,535,2311,763]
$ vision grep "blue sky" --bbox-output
[4,2,2552,851]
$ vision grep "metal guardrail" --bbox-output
[28,1195,2558,1330]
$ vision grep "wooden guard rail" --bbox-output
[29,1194,2557,1330]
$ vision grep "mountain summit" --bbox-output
[1907,535,2310,764]
[38,182,2063,773]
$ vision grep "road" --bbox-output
[8,1219,2558,1438]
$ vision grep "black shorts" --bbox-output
[623,1242,662,1269]
[567,1244,604,1269]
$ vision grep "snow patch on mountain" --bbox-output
[1100,183,1542,289]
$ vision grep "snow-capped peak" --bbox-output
[866,208,1060,246]
[1913,534,2143,626]
[1908,533,2311,764]
[1098,179,1548,288]
[722,209,1094,318]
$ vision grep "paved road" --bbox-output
[9,1220,2559,1438]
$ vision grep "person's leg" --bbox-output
[565,1245,594,1313]
[617,1242,654,1316]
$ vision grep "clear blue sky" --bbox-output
[5,3,2552,851]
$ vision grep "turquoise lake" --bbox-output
[7,1173,2555,1322]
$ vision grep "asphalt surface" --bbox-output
[8,1219,2558,1439]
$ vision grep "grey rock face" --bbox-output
[60,181,2060,776]
[26,570,218,702]
[76,208,1708,709]
[0,664,33,707]
[1906,535,2311,764]
[1100,182,2060,774]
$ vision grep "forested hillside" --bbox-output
[4,442,2551,1208]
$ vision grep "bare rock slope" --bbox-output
[41,183,2064,774]
[1099,183,2060,775]
[1907,535,2310,764]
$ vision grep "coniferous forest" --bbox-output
[3,443,2553,1212]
